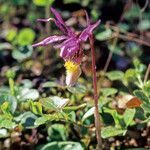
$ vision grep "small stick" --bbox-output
[144,64,150,83]
[89,34,102,150]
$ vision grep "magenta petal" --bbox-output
[58,37,79,58]
[32,35,67,47]
[51,7,66,27]
[50,7,75,36]
[79,19,101,41]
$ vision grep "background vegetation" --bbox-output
[0,0,149,149]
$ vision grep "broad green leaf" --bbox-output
[141,103,150,113]
[33,0,54,6]
[123,108,135,127]
[124,69,136,82]
[48,124,68,141]
[34,113,67,126]
[106,71,124,81]
[18,88,39,101]
[17,28,35,46]
[82,107,95,122]
[101,88,118,97]
[138,20,150,31]
[12,45,33,61]
[6,28,17,42]
[0,119,16,129]
[103,108,122,126]
[34,116,49,126]
[0,129,9,138]
[134,90,149,104]
[101,126,126,138]
[15,111,37,128]
[124,4,140,20]
[96,29,112,41]
[67,84,87,94]
[40,96,69,111]
[37,141,83,150]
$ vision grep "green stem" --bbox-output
[9,78,15,96]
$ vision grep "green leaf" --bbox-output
[33,0,54,6]
[63,103,86,111]
[37,141,83,150]
[40,96,69,111]
[103,108,122,126]
[134,90,149,104]
[141,103,150,113]
[17,28,35,46]
[12,45,33,61]
[48,124,68,141]
[18,88,39,101]
[138,20,150,31]
[123,108,135,127]
[106,71,124,81]
[124,4,140,20]
[82,107,95,122]
[63,0,80,4]
[0,116,16,129]
[29,101,43,115]
[42,81,60,88]
[0,94,17,113]
[67,84,87,94]
[0,129,9,138]
[143,81,150,96]
[15,111,37,128]
[101,126,126,138]
[124,69,136,82]
[12,0,27,5]
[101,88,118,97]
[6,28,17,42]
[96,29,112,41]
[34,116,49,126]
[34,113,67,126]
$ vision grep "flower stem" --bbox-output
[89,34,102,150]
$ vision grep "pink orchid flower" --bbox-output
[32,7,100,62]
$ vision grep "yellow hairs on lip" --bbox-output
[64,61,81,86]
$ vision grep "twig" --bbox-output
[103,30,119,73]
[45,4,51,34]
[144,64,150,83]
[108,24,150,47]
[89,34,102,150]
[115,33,150,47]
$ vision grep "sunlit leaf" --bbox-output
[17,28,35,46]
[33,0,54,6]
[101,126,126,138]
[123,108,135,126]
[106,71,124,81]
[37,141,83,150]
